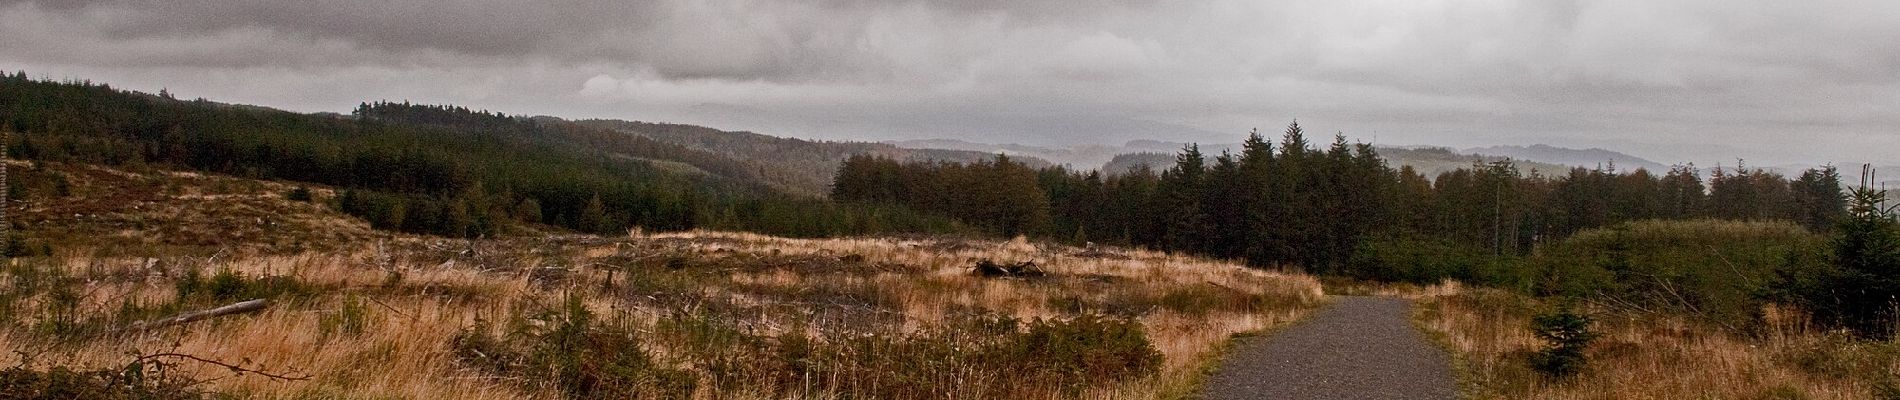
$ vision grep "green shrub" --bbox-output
[1531,219,1825,329]
[1528,307,1596,378]
[1349,234,1524,286]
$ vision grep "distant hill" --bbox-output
[1462,144,1668,172]
[578,121,1048,197]
[1100,152,1174,175]
[1095,146,1570,178]
[889,138,1220,173]
[892,138,1573,178]
[0,73,962,238]
[885,139,1117,169]
[1376,146,1570,178]
[1764,163,1900,191]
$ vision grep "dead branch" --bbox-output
[364,296,413,319]
[136,352,312,382]
[120,299,270,332]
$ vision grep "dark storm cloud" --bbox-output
[2,0,1896,165]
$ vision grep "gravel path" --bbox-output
[1199,296,1456,400]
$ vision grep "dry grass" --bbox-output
[0,230,1323,399]
[1413,283,1900,400]
[0,161,1327,398]
[6,160,390,256]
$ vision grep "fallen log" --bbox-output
[971,259,1046,278]
[121,299,270,332]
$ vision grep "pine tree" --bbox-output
[1708,163,1795,221]
[1236,128,1279,265]
[987,154,1050,237]
[1792,166,1847,232]
[1279,121,1309,159]
[1658,164,1706,219]
[1787,167,1900,338]
[1159,144,1207,251]
[1201,152,1247,258]
[579,193,607,234]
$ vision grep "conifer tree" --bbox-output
[1236,128,1279,264]
[579,193,607,234]
[1658,164,1706,219]
[1792,166,1847,232]
[1201,152,1247,258]
[1159,144,1208,251]
[1786,167,1900,338]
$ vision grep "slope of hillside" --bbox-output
[1101,152,1174,175]
[1376,146,1571,178]
[0,74,962,238]
[5,160,390,256]
[574,120,1046,197]
[1463,144,1667,172]
[886,138,1120,169]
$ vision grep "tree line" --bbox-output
[835,122,1847,282]
[0,73,1853,283]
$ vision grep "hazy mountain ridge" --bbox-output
[577,121,1050,197]
[1462,144,1668,172]
[0,74,977,238]
[885,138,1120,169]
[892,138,1582,178]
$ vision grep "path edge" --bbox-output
[1411,295,1484,400]
[1172,296,1341,400]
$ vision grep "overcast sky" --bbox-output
[3,0,1897,166]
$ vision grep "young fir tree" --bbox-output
[1792,167,1900,338]
[579,193,608,234]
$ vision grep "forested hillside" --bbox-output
[1463,144,1666,172]
[837,122,1849,283]
[2,73,1895,400]
[0,74,961,238]
[1099,145,1571,179]
[576,119,1044,196]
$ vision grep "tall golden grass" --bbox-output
[1413,283,1899,400]
[0,231,1323,399]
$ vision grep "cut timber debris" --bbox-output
[972,260,1046,278]
[121,299,270,332]
[1071,242,1130,260]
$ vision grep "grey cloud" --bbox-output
[1,0,1897,165]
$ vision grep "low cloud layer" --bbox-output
[4,0,1897,165]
